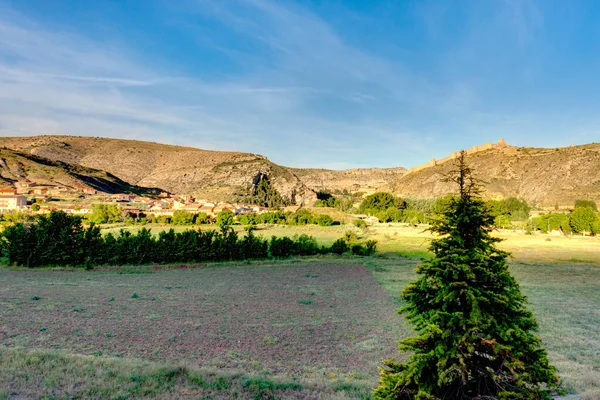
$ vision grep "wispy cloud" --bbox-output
[0,0,586,168]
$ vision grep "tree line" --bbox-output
[0,211,375,268]
[531,200,600,235]
[87,204,339,227]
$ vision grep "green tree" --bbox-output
[569,207,600,235]
[375,152,558,400]
[216,209,234,229]
[535,213,571,234]
[172,210,194,225]
[89,204,122,224]
[574,199,598,212]
[315,214,334,226]
[359,192,397,212]
[195,212,210,225]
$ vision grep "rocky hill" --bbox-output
[0,148,161,195]
[1,136,319,204]
[291,167,407,195]
[392,144,600,207]
[2,135,599,207]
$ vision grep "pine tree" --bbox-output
[374,151,558,400]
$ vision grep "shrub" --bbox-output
[329,238,349,254]
[294,234,320,255]
[269,236,295,258]
[350,240,377,256]
[353,219,367,228]
[316,214,334,226]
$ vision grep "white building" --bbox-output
[0,195,27,212]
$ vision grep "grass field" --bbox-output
[1,224,599,399]
[101,222,600,264]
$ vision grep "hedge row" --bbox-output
[0,211,376,268]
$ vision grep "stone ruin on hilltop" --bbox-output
[408,138,508,174]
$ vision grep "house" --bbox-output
[82,187,97,195]
[183,204,202,212]
[0,187,17,195]
[235,206,255,215]
[73,205,92,215]
[0,195,27,212]
[365,216,380,224]
[283,205,302,213]
[112,194,135,202]
[29,187,49,196]
[120,206,142,217]
[213,203,235,214]
[198,205,215,215]
[172,200,186,210]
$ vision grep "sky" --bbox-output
[1,0,600,169]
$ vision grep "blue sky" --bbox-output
[0,0,599,169]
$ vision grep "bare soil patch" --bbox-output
[0,262,400,386]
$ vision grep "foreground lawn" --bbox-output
[1,254,599,398]
[0,260,406,399]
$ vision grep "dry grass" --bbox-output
[0,261,400,399]
[102,222,600,264]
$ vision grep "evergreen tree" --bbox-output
[375,151,558,400]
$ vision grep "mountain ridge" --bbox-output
[2,135,599,206]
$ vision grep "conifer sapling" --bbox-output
[374,151,558,400]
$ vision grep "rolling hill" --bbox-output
[392,143,600,207]
[2,135,599,206]
[0,148,162,196]
[1,136,319,203]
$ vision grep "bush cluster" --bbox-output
[0,211,375,268]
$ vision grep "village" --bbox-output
[0,182,277,219]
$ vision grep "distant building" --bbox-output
[29,187,49,196]
[198,205,215,215]
[0,195,27,212]
[111,194,135,202]
[283,205,301,213]
[213,203,235,214]
[172,200,186,210]
[365,216,380,224]
[0,188,17,195]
